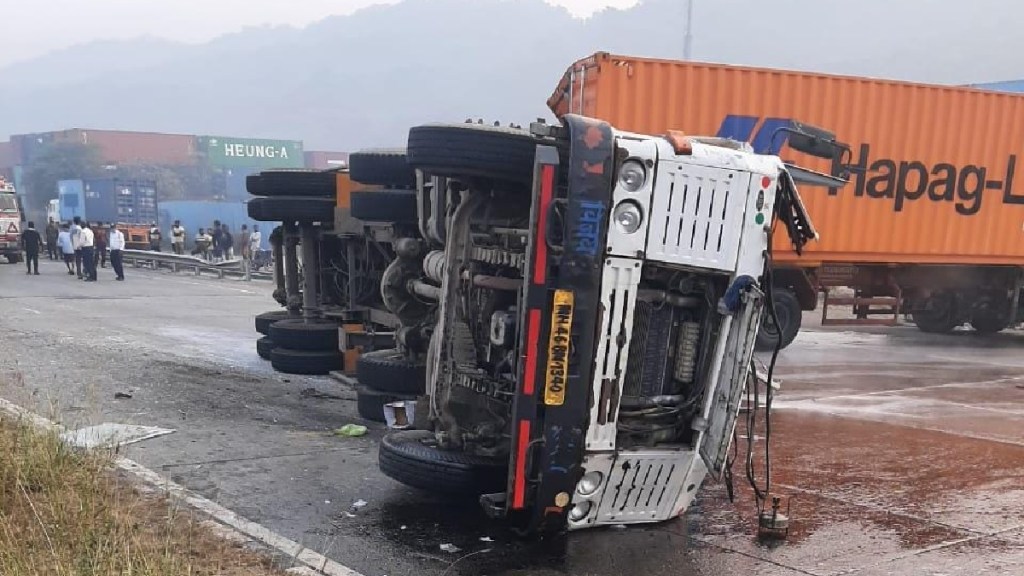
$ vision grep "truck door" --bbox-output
[698,289,764,478]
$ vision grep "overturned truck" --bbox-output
[374,114,838,534]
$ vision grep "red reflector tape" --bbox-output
[512,419,531,509]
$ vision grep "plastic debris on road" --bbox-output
[352,499,368,509]
[439,543,461,553]
[333,424,368,437]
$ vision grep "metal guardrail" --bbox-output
[120,249,272,281]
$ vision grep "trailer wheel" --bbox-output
[270,348,342,375]
[913,312,958,334]
[247,169,337,198]
[256,336,275,360]
[247,196,335,223]
[407,123,538,184]
[350,190,419,223]
[755,288,801,351]
[356,386,417,423]
[356,349,425,394]
[379,430,507,496]
[255,310,292,335]
[349,149,417,188]
[970,313,1010,335]
[269,318,338,352]
[912,294,958,334]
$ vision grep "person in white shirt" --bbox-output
[71,217,84,279]
[171,220,186,255]
[57,224,75,275]
[249,225,262,268]
[108,223,126,281]
[79,222,97,282]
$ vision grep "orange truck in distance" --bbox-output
[549,52,1024,349]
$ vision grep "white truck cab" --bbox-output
[0,177,23,264]
[380,114,827,535]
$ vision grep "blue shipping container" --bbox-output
[223,166,261,201]
[57,178,158,225]
[969,79,1024,93]
[57,179,85,222]
[158,201,276,251]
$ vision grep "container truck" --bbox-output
[550,53,1024,348]
[58,178,158,249]
[0,176,23,263]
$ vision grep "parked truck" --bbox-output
[550,53,1024,348]
[58,178,158,249]
[0,176,22,263]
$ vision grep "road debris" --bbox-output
[114,391,133,399]
[352,499,368,509]
[334,424,368,437]
[439,543,461,553]
[300,387,346,400]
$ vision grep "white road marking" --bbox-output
[22,307,40,314]
[0,397,364,576]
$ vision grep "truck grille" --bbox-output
[594,453,688,524]
[622,301,675,404]
[646,163,748,272]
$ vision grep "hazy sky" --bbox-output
[1,0,639,67]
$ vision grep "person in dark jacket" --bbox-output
[219,223,234,260]
[94,222,108,269]
[21,222,42,275]
[211,220,224,262]
[45,219,59,260]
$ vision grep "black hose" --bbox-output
[746,206,782,507]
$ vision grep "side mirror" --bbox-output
[784,121,847,161]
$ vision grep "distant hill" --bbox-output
[2,0,1023,150]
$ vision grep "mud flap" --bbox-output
[698,289,764,478]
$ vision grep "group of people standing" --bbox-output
[185,220,261,266]
[19,218,263,280]
[23,217,126,281]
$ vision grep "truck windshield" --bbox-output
[0,195,18,212]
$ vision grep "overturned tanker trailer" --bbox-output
[376,113,841,535]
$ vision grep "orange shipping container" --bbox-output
[549,53,1024,267]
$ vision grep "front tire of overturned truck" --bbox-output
[755,288,802,351]
[378,431,507,496]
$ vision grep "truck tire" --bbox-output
[755,288,802,351]
[256,336,275,360]
[407,123,538,184]
[268,318,338,352]
[247,169,337,198]
[356,349,426,394]
[269,348,342,375]
[350,190,418,223]
[912,294,958,334]
[356,386,417,423]
[255,310,292,335]
[349,149,417,188]
[379,430,507,496]
[247,196,335,223]
[970,315,1010,335]
[913,312,958,334]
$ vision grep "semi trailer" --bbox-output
[550,53,1024,349]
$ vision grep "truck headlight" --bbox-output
[618,160,647,192]
[613,200,644,234]
[577,471,604,496]
[569,500,593,522]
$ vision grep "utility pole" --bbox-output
[684,0,694,60]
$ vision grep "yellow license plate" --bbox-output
[544,289,575,406]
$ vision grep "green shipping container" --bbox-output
[199,136,304,169]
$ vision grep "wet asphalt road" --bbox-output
[0,259,1022,575]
